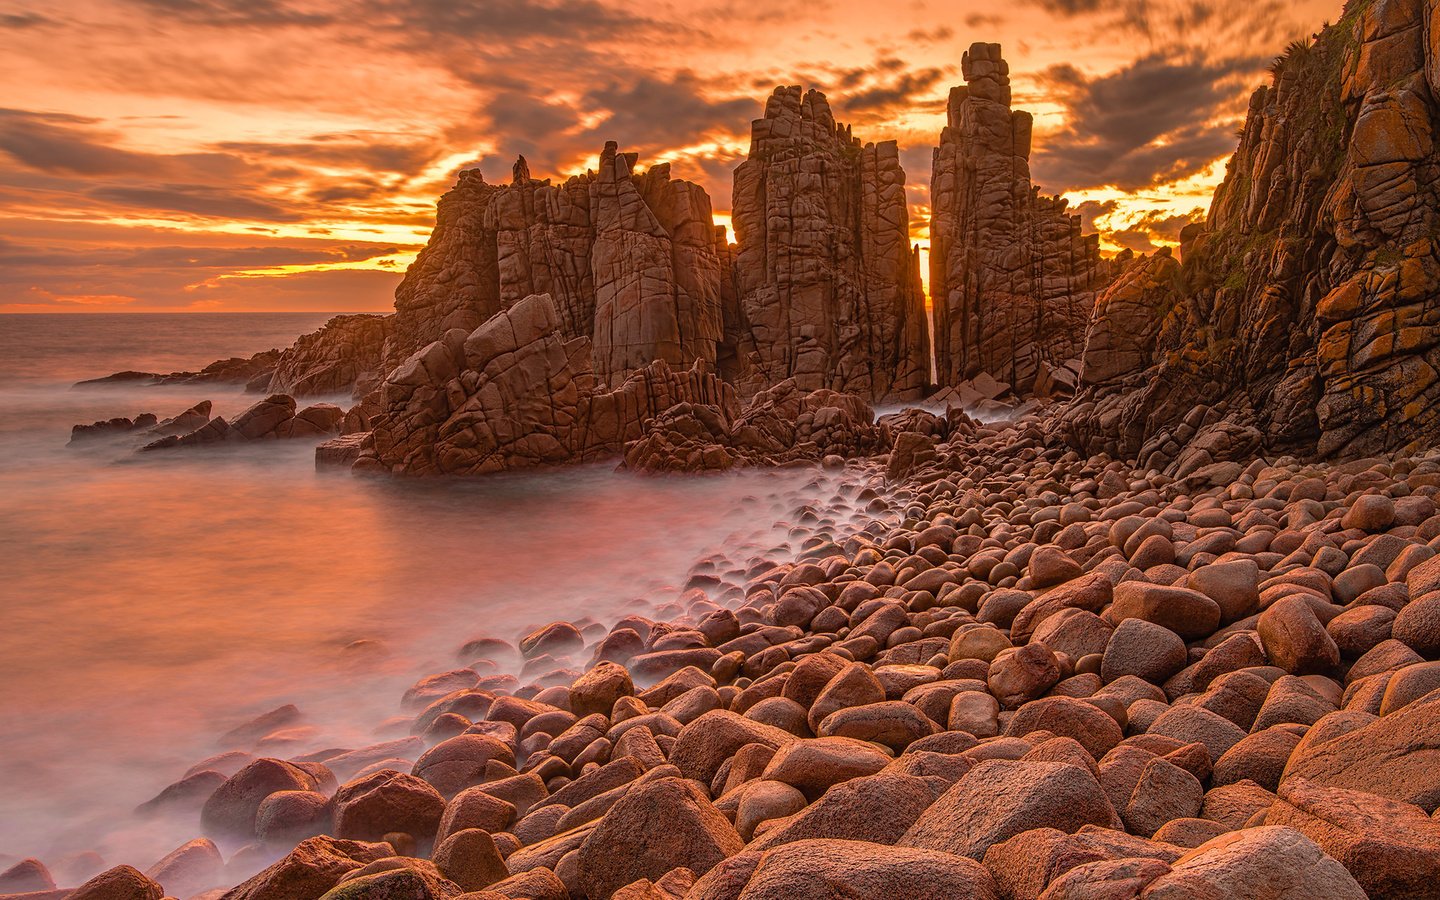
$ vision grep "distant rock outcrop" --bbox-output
[76,351,281,390]
[1062,0,1440,465]
[929,43,1116,396]
[730,87,930,402]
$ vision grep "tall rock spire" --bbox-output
[929,42,1112,394]
[729,86,930,402]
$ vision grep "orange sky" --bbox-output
[0,0,1344,313]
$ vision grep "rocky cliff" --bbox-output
[1065,0,1440,467]
[730,87,931,402]
[930,43,1115,395]
[384,143,725,386]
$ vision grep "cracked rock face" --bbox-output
[362,293,737,476]
[730,86,930,402]
[1079,250,1182,388]
[929,42,1115,396]
[266,314,392,399]
[382,144,725,388]
[1063,0,1440,465]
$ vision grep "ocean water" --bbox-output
[0,314,874,880]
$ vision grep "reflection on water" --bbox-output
[0,315,863,875]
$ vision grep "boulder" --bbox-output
[1139,826,1366,899]
[719,838,999,900]
[220,836,394,900]
[65,866,164,900]
[332,770,446,844]
[201,758,321,838]
[900,760,1119,859]
[576,776,742,899]
[1265,778,1440,899]
[1282,689,1440,810]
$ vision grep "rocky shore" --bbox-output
[12,415,1440,899]
[27,0,1440,895]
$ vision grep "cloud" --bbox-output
[215,135,436,175]
[905,26,954,43]
[382,0,665,42]
[0,241,402,270]
[581,73,758,153]
[1029,48,1264,191]
[0,109,162,175]
[1073,199,1118,233]
[1109,228,1160,252]
[88,184,304,221]
[125,0,334,27]
[1025,0,1103,14]
[477,91,585,174]
[0,230,411,312]
[0,11,52,28]
[1135,207,1206,241]
[843,67,950,113]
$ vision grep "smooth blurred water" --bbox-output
[0,314,861,879]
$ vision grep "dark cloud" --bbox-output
[1073,199,1118,234]
[905,26,954,43]
[306,179,393,204]
[88,184,304,221]
[582,73,758,152]
[898,144,933,184]
[1109,228,1159,252]
[1020,0,1302,52]
[382,0,665,43]
[0,231,411,311]
[843,67,950,113]
[217,135,436,175]
[686,147,752,214]
[1029,49,1264,191]
[1024,0,1103,14]
[126,0,334,27]
[0,241,403,271]
[0,109,161,175]
[1135,207,1206,241]
[480,92,586,174]
[964,13,1006,28]
[0,11,52,28]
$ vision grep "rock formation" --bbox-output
[1078,249,1183,387]
[355,293,736,475]
[383,143,724,387]
[929,43,1115,395]
[76,351,282,390]
[264,314,392,398]
[1064,0,1440,464]
[622,381,889,473]
[730,87,930,401]
[133,396,1440,900]
[141,395,342,451]
[79,314,389,400]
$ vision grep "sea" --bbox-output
[0,313,862,877]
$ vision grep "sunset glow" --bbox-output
[1,0,1344,312]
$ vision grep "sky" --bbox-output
[0,0,1345,313]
